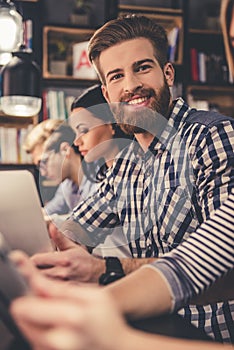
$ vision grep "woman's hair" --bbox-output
[71,84,132,182]
[88,15,168,84]
[23,119,63,153]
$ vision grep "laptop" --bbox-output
[0,170,54,256]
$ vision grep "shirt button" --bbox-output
[208,191,213,198]
[146,244,153,257]
[143,208,148,215]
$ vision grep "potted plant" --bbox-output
[70,0,93,26]
[49,39,68,76]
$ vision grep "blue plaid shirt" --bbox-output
[66,98,234,342]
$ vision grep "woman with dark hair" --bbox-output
[70,84,131,184]
[45,84,132,257]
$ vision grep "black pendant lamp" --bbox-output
[1,44,42,117]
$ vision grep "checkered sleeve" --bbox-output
[176,118,234,343]
[67,165,121,246]
[189,119,234,219]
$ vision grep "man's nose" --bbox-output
[124,74,143,94]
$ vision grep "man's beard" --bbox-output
[111,82,171,136]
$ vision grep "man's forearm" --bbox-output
[121,257,157,275]
[106,266,173,320]
[91,257,158,284]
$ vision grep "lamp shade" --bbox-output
[0,0,23,64]
[0,46,42,116]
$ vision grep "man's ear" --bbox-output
[163,62,175,86]
[101,84,110,103]
[60,142,70,156]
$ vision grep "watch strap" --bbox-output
[99,257,125,285]
[104,257,124,274]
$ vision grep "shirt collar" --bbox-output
[149,97,191,153]
[128,98,191,158]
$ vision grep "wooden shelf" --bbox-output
[16,0,38,2]
[0,114,38,127]
[186,85,234,117]
[42,77,99,89]
[189,28,222,35]
[187,84,234,92]
[118,4,183,15]
[0,163,35,167]
[43,26,96,80]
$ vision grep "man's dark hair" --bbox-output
[88,15,168,84]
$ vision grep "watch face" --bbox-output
[99,272,124,286]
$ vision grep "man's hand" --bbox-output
[31,245,105,283]
[48,221,78,250]
[30,225,104,283]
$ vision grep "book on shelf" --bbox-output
[42,90,49,120]
[0,126,33,164]
[43,90,69,120]
[167,26,179,63]
[190,48,231,84]
[198,52,206,83]
[190,48,199,82]
[42,88,85,121]
[23,19,33,50]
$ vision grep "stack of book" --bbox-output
[190,48,231,84]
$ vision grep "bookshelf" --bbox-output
[42,25,99,120]
[43,26,97,80]
[184,0,234,116]
[0,0,42,165]
[0,114,37,164]
[1,0,233,166]
[117,1,234,116]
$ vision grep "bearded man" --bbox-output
[30,15,234,343]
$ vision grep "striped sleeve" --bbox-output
[149,188,234,311]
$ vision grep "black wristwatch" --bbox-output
[99,257,125,285]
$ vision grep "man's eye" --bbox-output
[137,64,151,72]
[110,73,123,81]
